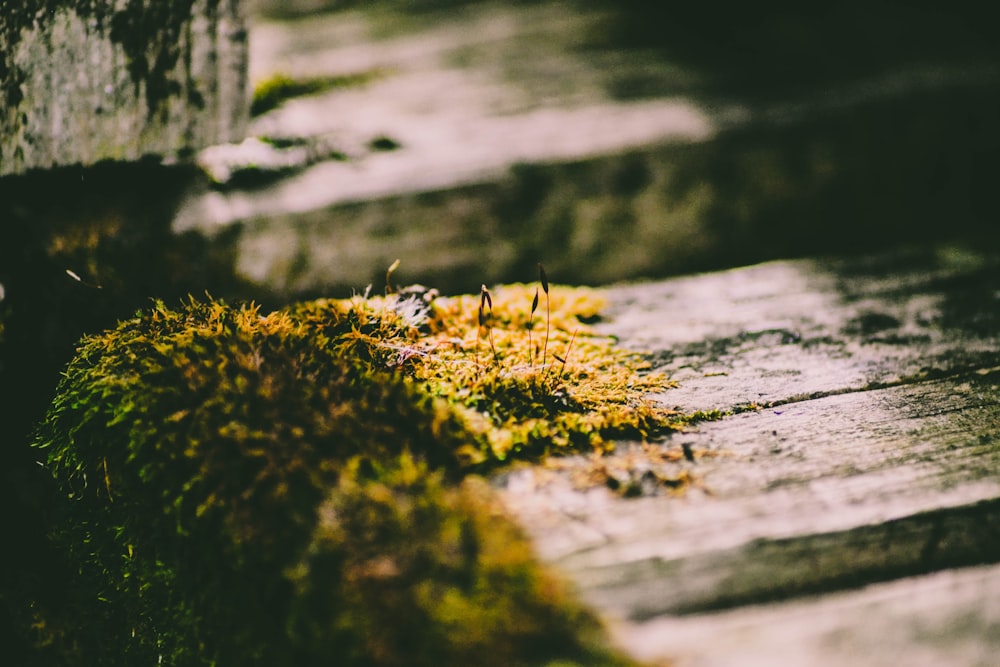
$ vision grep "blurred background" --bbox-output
[1,0,999,661]
[178,0,1000,297]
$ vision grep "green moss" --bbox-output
[35,298,470,664]
[685,408,728,423]
[251,69,389,116]
[289,283,681,465]
[33,284,676,665]
[287,454,630,667]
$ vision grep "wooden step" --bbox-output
[494,246,1000,665]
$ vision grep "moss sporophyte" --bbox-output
[32,275,679,666]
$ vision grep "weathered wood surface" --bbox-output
[495,246,1000,666]
[622,563,1000,667]
[0,0,247,176]
[172,1,1000,298]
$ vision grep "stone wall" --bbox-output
[0,0,248,176]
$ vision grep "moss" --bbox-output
[251,69,388,116]
[0,160,246,666]
[287,454,631,667]
[35,298,469,664]
[369,134,402,151]
[685,408,728,423]
[288,283,680,465]
[33,283,676,665]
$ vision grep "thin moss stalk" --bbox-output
[480,284,499,366]
[539,263,551,375]
[528,286,540,367]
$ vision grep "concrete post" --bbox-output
[0,0,248,176]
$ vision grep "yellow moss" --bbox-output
[251,69,389,116]
[35,282,680,665]
[289,282,681,467]
[288,452,633,667]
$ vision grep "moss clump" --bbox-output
[34,284,676,665]
[287,455,627,667]
[251,69,389,116]
[289,283,679,467]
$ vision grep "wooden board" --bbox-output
[495,245,1000,665]
[620,562,1000,667]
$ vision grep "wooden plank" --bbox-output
[617,562,1000,667]
[500,381,1000,609]
[173,3,1000,300]
[595,250,1000,412]
[494,247,1000,663]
